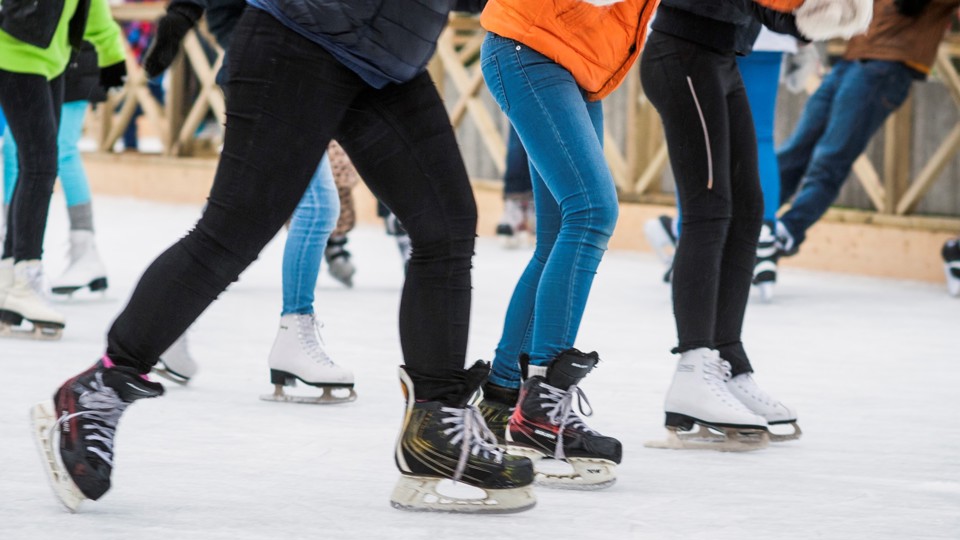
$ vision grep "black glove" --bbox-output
[99,61,127,90]
[142,3,204,79]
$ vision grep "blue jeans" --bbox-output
[503,125,531,195]
[778,60,915,245]
[4,101,92,207]
[481,33,619,387]
[281,153,339,315]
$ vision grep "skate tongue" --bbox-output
[103,367,166,401]
[545,349,598,389]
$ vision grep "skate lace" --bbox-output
[440,405,504,482]
[298,315,335,367]
[703,357,755,414]
[56,373,127,467]
[733,374,776,407]
[540,383,596,460]
[21,263,49,297]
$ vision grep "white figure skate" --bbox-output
[496,195,535,249]
[726,372,801,442]
[643,215,677,283]
[261,313,356,404]
[153,334,198,385]
[50,230,108,296]
[646,348,769,452]
[0,260,65,340]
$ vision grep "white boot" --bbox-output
[646,348,768,451]
[0,260,65,340]
[51,230,108,295]
[0,257,13,319]
[727,372,801,441]
[154,333,198,385]
[261,313,356,404]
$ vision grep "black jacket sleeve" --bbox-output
[452,0,486,14]
[169,0,209,10]
[751,3,806,41]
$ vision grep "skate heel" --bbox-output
[0,309,24,326]
[664,412,696,430]
[270,369,297,386]
[88,278,108,292]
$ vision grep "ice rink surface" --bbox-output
[1,195,957,540]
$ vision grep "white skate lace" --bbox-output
[540,382,596,460]
[55,373,127,467]
[298,315,336,367]
[703,357,755,414]
[440,405,504,482]
[732,374,777,407]
[21,262,50,298]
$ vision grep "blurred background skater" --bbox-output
[496,125,535,248]
[323,140,359,288]
[0,0,126,340]
[943,236,960,296]
[378,201,412,272]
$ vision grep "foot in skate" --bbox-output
[478,381,519,445]
[943,237,960,297]
[497,194,535,249]
[324,235,355,288]
[645,348,769,452]
[260,313,356,404]
[391,361,535,513]
[506,350,622,490]
[384,213,412,272]
[50,231,110,296]
[726,372,801,442]
[152,334,198,385]
[753,222,779,303]
[644,215,678,270]
[0,260,65,340]
[31,357,164,511]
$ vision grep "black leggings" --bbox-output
[0,70,64,261]
[640,31,763,375]
[107,9,478,399]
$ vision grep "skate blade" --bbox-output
[645,425,769,452]
[151,366,191,386]
[506,446,617,490]
[0,321,63,341]
[768,421,802,442]
[390,475,536,514]
[756,282,775,303]
[30,402,87,512]
[259,384,357,405]
[945,266,960,297]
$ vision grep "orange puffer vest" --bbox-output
[480,0,660,101]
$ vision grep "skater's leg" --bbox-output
[3,125,17,207]
[106,10,362,372]
[281,153,339,315]
[57,101,96,231]
[333,71,478,402]
[503,125,532,195]
[737,52,781,224]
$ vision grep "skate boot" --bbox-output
[324,235,356,288]
[261,313,356,404]
[0,260,65,340]
[31,357,164,511]
[384,212,412,272]
[391,361,535,513]
[775,221,798,257]
[753,222,779,302]
[50,230,109,296]
[643,215,677,283]
[646,348,769,452]
[478,381,519,445]
[153,334,198,385]
[726,371,801,442]
[496,193,534,248]
[507,349,622,490]
[942,237,960,297]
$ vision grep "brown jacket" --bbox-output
[844,0,959,75]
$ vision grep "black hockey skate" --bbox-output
[753,221,779,302]
[478,381,519,445]
[391,361,535,514]
[31,358,164,511]
[507,349,621,490]
[324,235,355,288]
[943,237,960,297]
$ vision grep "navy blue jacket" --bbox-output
[653,0,803,54]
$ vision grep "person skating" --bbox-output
[639,0,870,450]
[32,0,534,513]
[943,236,960,297]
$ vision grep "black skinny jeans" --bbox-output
[107,9,478,400]
[0,70,64,261]
[640,31,764,375]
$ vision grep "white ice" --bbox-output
[1,195,958,540]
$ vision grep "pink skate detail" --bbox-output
[101,355,115,368]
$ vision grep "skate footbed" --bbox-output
[30,402,87,512]
[506,445,617,490]
[390,475,536,514]
[260,384,357,405]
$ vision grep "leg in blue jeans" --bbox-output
[737,52,783,224]
[281,153,339,315]
[503,125,532,195]
[778,60,914,246]
[482,33,618,388]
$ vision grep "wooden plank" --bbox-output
[897,123,960,215]
[633,144,669,196]
[883,95,912,214]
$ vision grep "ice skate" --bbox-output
[153,334,197,385]
[496,194,535,248]
[391,361,536,514]
[0,260,65,340]
[645,348,769,452]
[261,313,356,404]
[506,349,622,490]
[384,212,412,271]
[478,381,519,445]
[643,215,677,283]
[31,357,164,511]
[753,222,779,302]
[726,372,801,442]
[942,237,960,297]
[324,235,355,288]
[50,230,109,296]
[775,221,798,257]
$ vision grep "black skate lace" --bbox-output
[440,405,504,482]
[540,382,596,460]
[298,315,335,367]
[56,373,127,467]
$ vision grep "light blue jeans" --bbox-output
[281,153,339,315]
[3,100,91,207]
[481,33,619,388]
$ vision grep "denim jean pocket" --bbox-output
[481,49,510,113]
